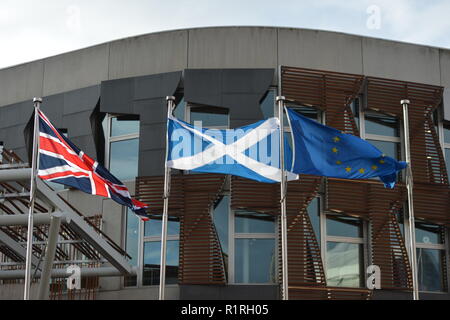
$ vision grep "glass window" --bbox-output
[307,197,321,243]
[365,112,399,137]
[367,140,400,160]
[417,248,446,292]
[416,223,443,245]
[350,99,360,130]
[126,209,140,266]
[235,211,275,234]
[285,104,320,126]
[144,216,180,238]
[445,148,450,177]
[443,124,450,144]
[326,242,364,287]
[143,240,179,286]
[415,222,446,292]
[124,208,139,287]
[260,90,275,119]
[326,215,363,238]
[109,138,139,181]
[213,195,229,255]
[235,238,276,283]
[174,98,185,120]
[190,106,229,128]
[111,116,140,137]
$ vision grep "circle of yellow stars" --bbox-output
[331,135,387,175]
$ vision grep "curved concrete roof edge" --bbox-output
[1,25,449,72]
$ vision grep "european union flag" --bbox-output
[286,108,407,188]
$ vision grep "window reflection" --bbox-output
[109,138,139,181]
[235,211,275,233]
[143,240,179,286]
[174,98,185,120]
[111,116,140,137]
[445,148,450,177]
[326,215,363,238]
[326,242,363,288]
[235,238,276,283]
[307,197,320,244]
[213,196,229,255]
[190,106,229,128]
[416,223,443,244]
[417,248,445,292]
[443,125,450,144]
[365,112,399,137]
[260,90,275,119]
[366,140,400,160]
[125,208,139,287]
[144,216,180,237]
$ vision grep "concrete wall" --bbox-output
[2,26,449,108]
[1,26,449,300]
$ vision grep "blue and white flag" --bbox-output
[286,108,408,188]
[167,116,298,183]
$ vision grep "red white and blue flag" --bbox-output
[37,110,149,220]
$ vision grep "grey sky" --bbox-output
[1,0,450,69]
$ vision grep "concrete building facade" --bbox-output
[0,26,449,300]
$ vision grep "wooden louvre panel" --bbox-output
[366,77,446,185]
[281,66,364,134]
[179,174,226,284]
[366,77,449,226]
[135,174,227,285]
[327,179,413,291]
[231,175,327,299]
[285,176,326,299]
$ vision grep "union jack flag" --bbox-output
[37,110,149,220]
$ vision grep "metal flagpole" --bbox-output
[401,99,419,300]
[159,96,175,300]
[276,95,289,300]
[24,97,42,300]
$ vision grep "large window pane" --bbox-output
[174,98,185,120]
[144,217,180,237]
[444,125,450,144]
[365,112,399,137]
[260,90,275,119]
[417,248,445,292]
[445,148,450,176]
[235,238,275,283]
[326,242,363,288]
[235,211,275,233]
[213,196,229,255]
[416,223,443,245]
[326,215,363,238]
[350,99,360,130]
[109,138,139,181]
[307,197,320,244]
[111,117,140,137]
[190,106,229,127]
[366,140,400,160]
[143,240,179,286]
[125,208,139,287]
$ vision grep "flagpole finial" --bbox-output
[33,97,42,108]
[166,96,175,102]
[400,99,410,105]
[276,96,286,102]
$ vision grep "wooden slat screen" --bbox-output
[136,174,227,284]
[231,175,327,299]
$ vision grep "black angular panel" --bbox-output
[100,71,182,176]
[0,85,100,162]
[184,68,274,128]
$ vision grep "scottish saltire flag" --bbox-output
[37,110,150,220]
[286,108,407,188]
[167,116,298,183]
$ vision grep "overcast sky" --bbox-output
[1,0,449,69]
